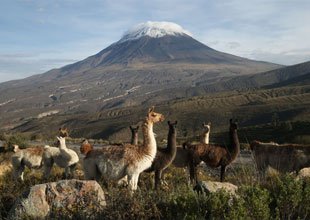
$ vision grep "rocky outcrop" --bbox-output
[8,179,106,219]
[297,167,310,180]
[194,180,238,195]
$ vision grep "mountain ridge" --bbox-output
[0,22,289,133]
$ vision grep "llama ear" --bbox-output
[208,122,211,126]
[168,120,171,125]
[148,106,155,113]
[175,121,178,125]
[56,136,61,141]
[129,126,133,130]
[137,125,139,129]
[230,119,233,124]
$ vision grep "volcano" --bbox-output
[0,21,282,131]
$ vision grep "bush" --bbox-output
[267,174,309,219]
[3,133,28,150]
[238,185,271,220]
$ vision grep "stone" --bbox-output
[194,180,238,195]
[8,179,106,219]
[297,167,310,180]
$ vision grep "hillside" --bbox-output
[0,22,280,131]
[11,83,309,144]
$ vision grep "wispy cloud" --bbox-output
[0,0,310,82]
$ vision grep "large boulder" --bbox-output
[297,167,310,180]
[8,179,106,219]
[194,180,238,195]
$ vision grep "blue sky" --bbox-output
[1,0,310,83]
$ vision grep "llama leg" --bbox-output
[154,170,162,189]
[15,165,25,181]
[64,167,70,179]
[220,165,226,182]
[69,163,77,178]
[43,159,54,179]
[189,161,198,185]
[83,162,97,180]
[117,175,128,186]
[128,173,139,191]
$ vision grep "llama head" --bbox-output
[80,139,93,155]
[13,144,20,153]
[59,127,69,137]
[202,122,211,133]
[56,136,66,149]
[168,120,177,128]
[168,121,177,135]
[129,125,139,134]
[229,119,238,131]
[146,106,165,123]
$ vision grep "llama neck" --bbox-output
[167,128,177,154]
[229,129,240,158]
[142,119,156,158]
[131,133,138,145]
[200,132,210,144]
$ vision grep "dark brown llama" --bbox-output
[144,121,178,189]
[185,119,240,183]
[129,125,139,145]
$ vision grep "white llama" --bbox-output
[200,122,211,144]
[42,136,79,179]
[81,107,164,191]
[11,145,44,181]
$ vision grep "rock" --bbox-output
[297,167,310,180]
[8,179,106,219]
[194,180,238,195]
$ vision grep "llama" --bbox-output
[250,140,310,174]
[144,121,177,189]
[81,107,164,191]
[129,125,139,145]
[11,145,44,181]
[184,119,240,183]
[42,136,79,179]
[200,122,211,144]
[172,122,211,169]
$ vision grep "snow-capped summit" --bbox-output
[119,21,192,43]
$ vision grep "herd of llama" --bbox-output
[10,107,310,191]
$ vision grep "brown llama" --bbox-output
[184,119,240,183]
[250,140,310,174]
[172,122,211,170]
[81,107,164,191]
[129,125,139,145]
[144,121,177,189]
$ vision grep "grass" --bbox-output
[0,150,309,220]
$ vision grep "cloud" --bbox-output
[0,0,309,82]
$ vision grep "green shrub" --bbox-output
[4,133,28,149]
[239,185,271,220]
[268,174,306,219]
